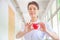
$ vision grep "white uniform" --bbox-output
[20,19,54,40]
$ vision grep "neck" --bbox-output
[31,16,38,22]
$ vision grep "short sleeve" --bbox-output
[45,22,54,32]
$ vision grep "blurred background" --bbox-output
[0,0,60,40]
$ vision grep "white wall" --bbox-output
[0,0,8,40]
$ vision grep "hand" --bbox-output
[40,22,59,40]
[24,22,33,33]
[40,22,47,32]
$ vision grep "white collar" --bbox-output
[31,19,40,23]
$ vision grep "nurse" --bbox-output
[16,1,59,40]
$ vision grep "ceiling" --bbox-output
[10,0,53,22]
[17,0,50,13]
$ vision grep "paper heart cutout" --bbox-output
[32,23,38,29]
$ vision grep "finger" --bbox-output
[40,28,43,31]
[41,22,45,26]
[25,23,28,26]
[40,22,46,30]
[40,22,45,27]
[29,28,33,32]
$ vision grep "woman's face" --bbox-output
[28,4,39,18]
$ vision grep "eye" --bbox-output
[29,8,32,10]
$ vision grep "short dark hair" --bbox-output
[28,1,39,10]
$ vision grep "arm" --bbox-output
[16,31,27,38]
[46,29,59,40]
[16,23,32,38]
[40,22,59,40]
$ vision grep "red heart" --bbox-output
[33,23,38,29]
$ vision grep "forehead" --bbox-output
[28,4,38,8]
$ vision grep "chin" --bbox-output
[32,16,35,18]
[30,15,36,17]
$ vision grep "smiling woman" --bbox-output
[16,1,59,40]
[0,0,60,40]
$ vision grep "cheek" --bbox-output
[28,10,38,16]
[28,11,32,15]
[28,10,33,15]
[29,10,36,14]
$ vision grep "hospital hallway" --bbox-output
[0,0,60,40]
